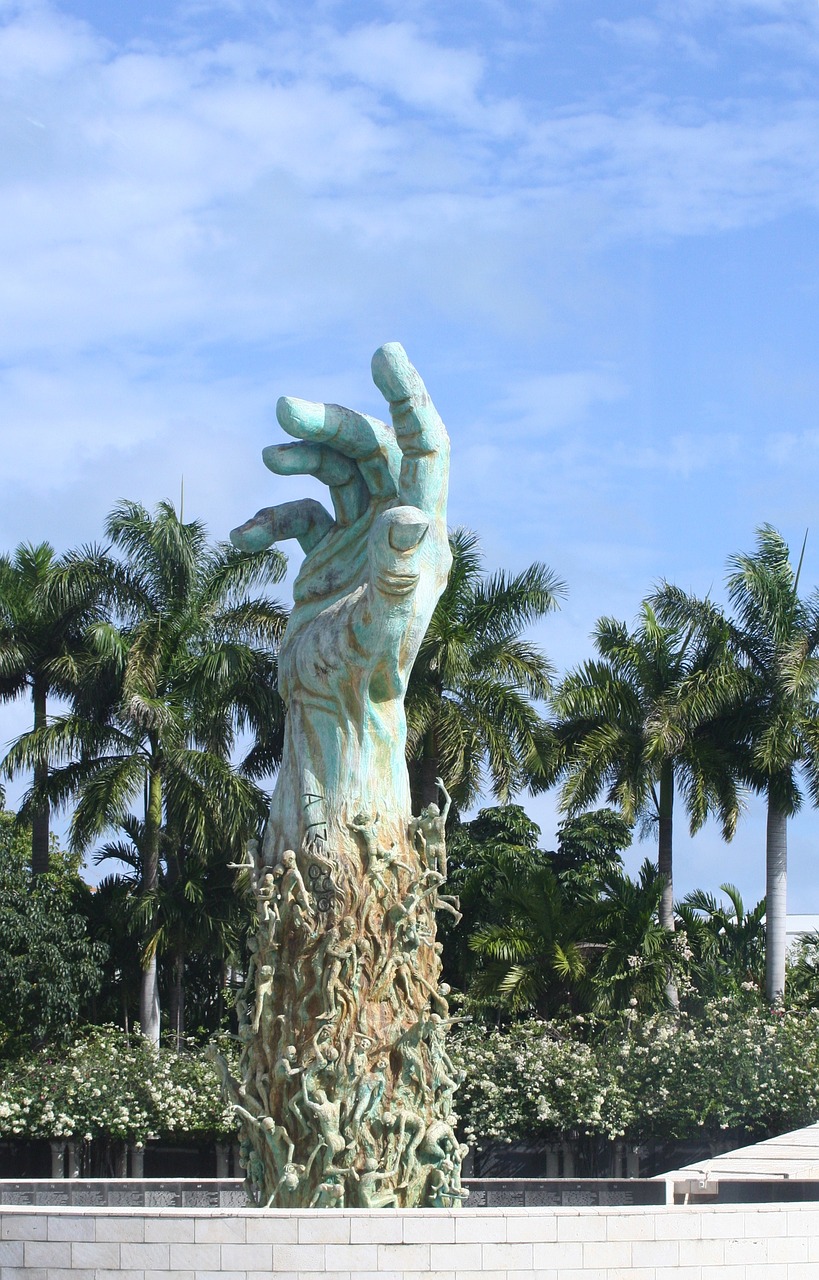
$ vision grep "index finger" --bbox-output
[371,343,449,519]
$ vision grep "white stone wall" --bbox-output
[2,1202,819,1279]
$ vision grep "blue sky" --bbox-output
[2,0,819,908]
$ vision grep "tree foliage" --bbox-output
[0,812,106,1057]
[405,528,564,809]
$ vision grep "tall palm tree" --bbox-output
[405,528,565,809]
[7,500,287,1043]
[547,601,742,938]
[0,543,105,873]
[657,526,819,1002]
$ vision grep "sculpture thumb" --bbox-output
[368,506,430,602]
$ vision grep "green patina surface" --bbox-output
[219,344,465,1208]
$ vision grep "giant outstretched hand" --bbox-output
[226,345,463,1211]
[231,344,451,860]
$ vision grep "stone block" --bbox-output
[700,1210,744,1238]
[787,1207,819,1236]
[746,1208,787,1236]
[429,1241,482,1270]
[631,1237,678,1267]
[656,1210,701,1239]
[700,1266,746,1280]
[245,1215,299,1244]
[195,1215,246,1243]
[781,1266,819,1280]
[36,1271,95,1280]
[324,1243,379,1270]
[0,1244,23,1268]
[1,1214,47,1240]
[350,1215,402,1244]
[120,1240,170,1269]
[223,1242,275,1269]
[447,1272,512,1280]
[606,1211,655,1240]
[679,1236,725,1265]
[453,1212,507,1242]
[297,1215,350,1244]
[505,1212,557,1242]
[377,1241,430,1270]
[403,1214,455,1243]
[725,1234,768,1264]
[651,1269,702,1280]
[581,1239,633,1269]
[23,1239,72,1268]
[272,1243,327,1271]
[482,1240,533,1270]
[94,1214,145,1241]
[71,1240,120,1268]
[47,1215,96,1241]
[556,1213,607,1241]
[532,1239,583,1269]
[169,1240,222,1269]
[346,1271,402,1280]
[766,1234,810,1263]
[145,1215,195,1242]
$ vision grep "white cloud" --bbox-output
[326,21,485,118]
[493,370,627,437]
[626,431,743,477]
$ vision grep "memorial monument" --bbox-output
[221,343,465,1208]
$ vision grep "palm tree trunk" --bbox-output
[140,760,162,1046]
[169,949,185,1052]
[657,762,675,932]
[657,762,678,1009]
[416,727,440,809]
[30,680,50,876]
[765,797,788,1004]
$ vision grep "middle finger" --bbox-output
[277,397,401,501]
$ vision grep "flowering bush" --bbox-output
[450,997,819,1147]
[4,1000,819,1151]
[0,1026,236,1143]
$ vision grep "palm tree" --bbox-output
[547,601,742,938]
[94,812,253,1049]
[657,526,819,1002]
[465,851,676,1016]
[7,500,287,1043]
[676,883,765,998]
[405,528,565,809]
[467,858,593,1016]
[591,860,680,1013]
[0,543,105,873]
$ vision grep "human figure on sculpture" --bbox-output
[228,838,260,892]
[409,777,451,878]
[277,849,313,917]
[251,964,275,1034]
[273,1045,307,1132]
[382,1103,426,1180]
[301,1079,346,1174]
[234,1106,295,1175]
[316,917,358,1020]
[350,1157,405,1208]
